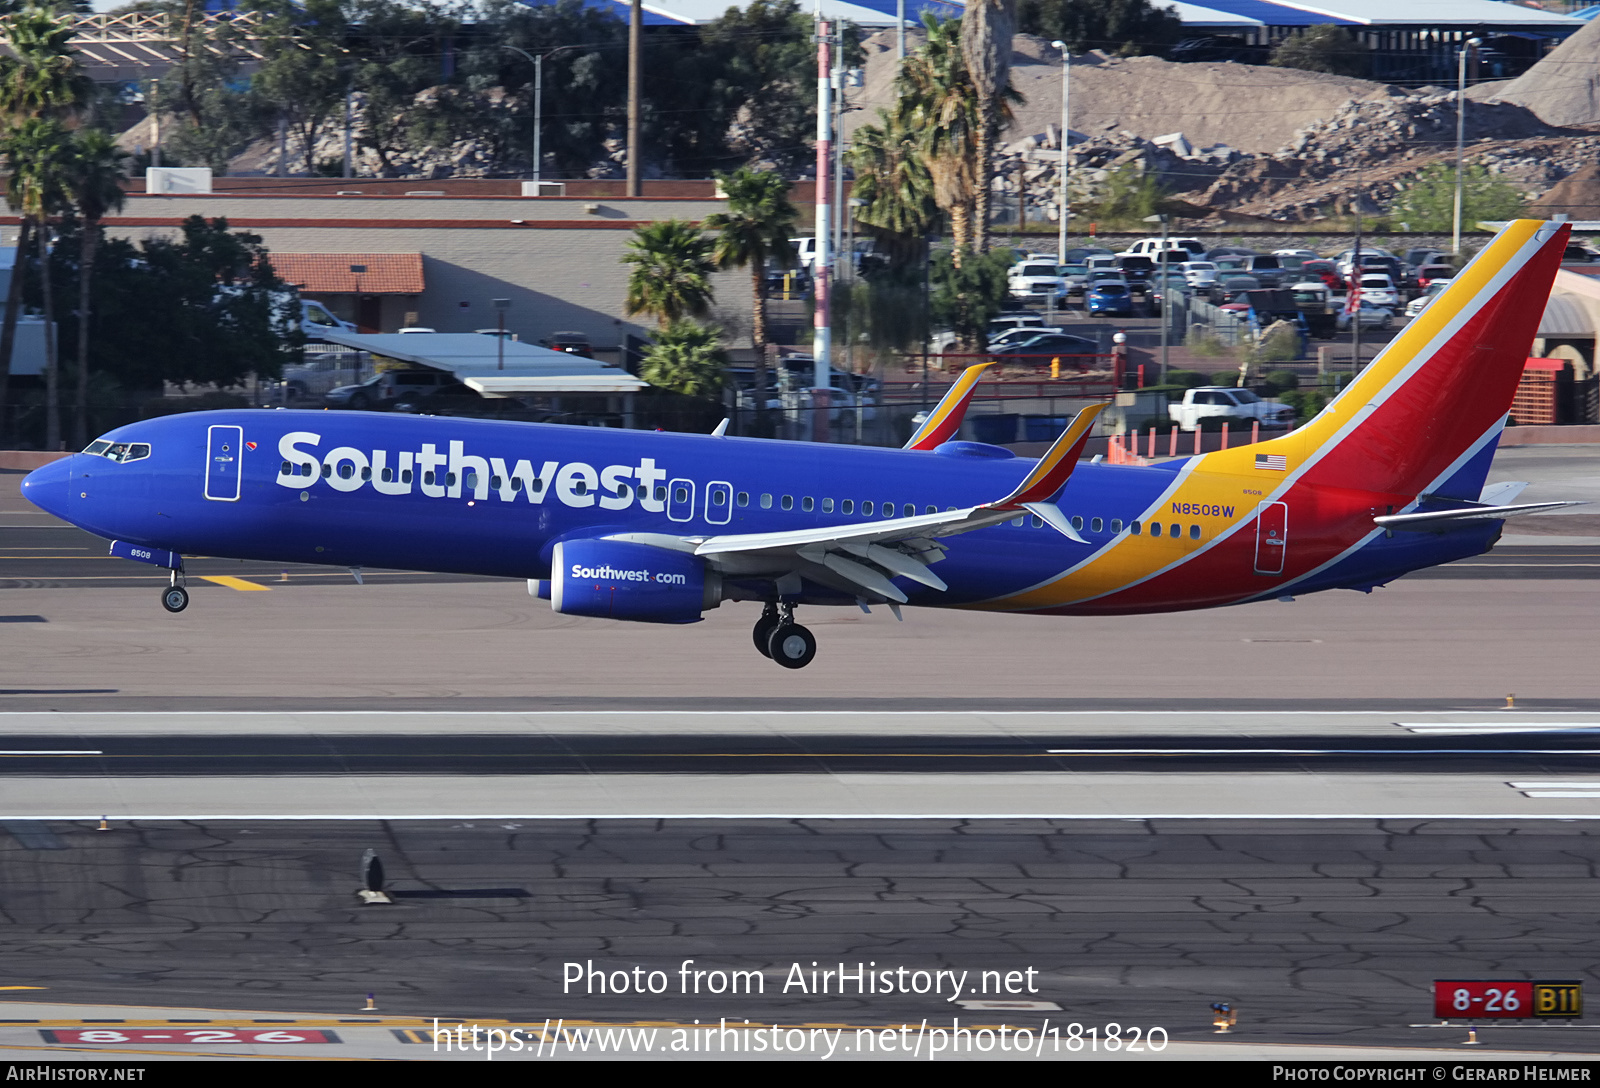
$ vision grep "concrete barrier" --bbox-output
[0,450,70,471]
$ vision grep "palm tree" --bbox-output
[6,116,75,450]
[0,6,93,127]
[0,5,90,446]
[960,0,1018,255]
[621,220,716,329]
[640,319,728,399]
[703,167,797,354]
[68,128,129,448]
[845,107,937,268]
[895,16,981,264]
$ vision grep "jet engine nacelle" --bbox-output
[550,539,720,624]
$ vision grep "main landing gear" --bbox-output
[753,602,816,669]
[161,568,189,613]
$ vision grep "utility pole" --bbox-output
[812,17,834,400]
[1452,36,1481,256]
[342,80,353,179]
[896,0,904,63]
[1052,42,1069,265]
[627,0,642,196]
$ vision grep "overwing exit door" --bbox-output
[1254,501,1287,575]
[205,425,243,501]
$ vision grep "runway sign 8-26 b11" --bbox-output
[1434,980,1583,1019]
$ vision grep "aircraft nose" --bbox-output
[20,455,72,520]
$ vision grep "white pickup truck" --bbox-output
[1168,386,1295,432]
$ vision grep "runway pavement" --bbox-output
[8,459,1600,1061]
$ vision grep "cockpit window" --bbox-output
[87,441,151,463]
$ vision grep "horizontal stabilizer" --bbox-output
[1375,500,1586,529]
[1478,481,1528,505]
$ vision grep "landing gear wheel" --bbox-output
[753,605,781,658]
[161,586,189,613]
[766,623,816,669]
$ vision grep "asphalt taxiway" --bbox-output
[8,460,1600,1059]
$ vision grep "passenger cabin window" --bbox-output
[1091,517,1103,533]
[760,493,773,509]
[737,492,749,507]
[842,500,854,514]
[1189,524,1201,540]
[1031,515,1043,528]
[1070,516,1083,531]
[1111,519,1123,533]
[822,498,834,513]
[781,495,793,511]
[710,488,728,507]
[862,501,874,515]
[801,497,814,512]
[1150,522,1162,537]
[672,486,686,502]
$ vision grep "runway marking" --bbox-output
[198,576,271,592]
[0,750,101,756]
[1044,747,1600,755]
[0,710,1576,717]
[1508,780,1600,798]
[5,812,1600,821]
[1401,723,1600,734]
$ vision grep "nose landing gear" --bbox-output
[161,568,189,613]
[753,602,816,669]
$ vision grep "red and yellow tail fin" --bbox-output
[1209,219,1570,499]
[903,363,994,450]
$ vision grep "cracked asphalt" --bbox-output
[1,817,1598,1052]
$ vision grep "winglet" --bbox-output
[985,402,1106,509]
[903,363,995,450]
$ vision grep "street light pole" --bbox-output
[1052,41,1070,265]
[502,45,565,186]
[1144,213,1169,380]
[1453,36,1481,256]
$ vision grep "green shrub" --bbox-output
[1165,370,1208,390]
[1260,369,1300,396]
[1210,370,1241,386]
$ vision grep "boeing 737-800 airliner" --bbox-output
[19,219,1580,668]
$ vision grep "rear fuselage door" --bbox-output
[1254,501,1287,574]
[667,478,696,523]
[204,424,243,502]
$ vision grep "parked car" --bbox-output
[1086,279,1135,316]
[989,311,1051,338]
[1120,237,1206,260]
[1414,264,1455,290]
[299,300,357,340]
[1354,274,1400,308]
[1208,275,1260,305]
[1406,280,1451,318]
[1008,260,1067,301]
[545,331,593,357]
[1178,260,1218,288]
[325,367,469,410]
[1337,302,1395,331]
[282,352,366,401]
[988,331,1101,365]
[1169,386,1295,432]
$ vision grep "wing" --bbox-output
[902,363,994,450]
[643,403,1107,604]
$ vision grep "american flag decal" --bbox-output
[1255,453,1287,471]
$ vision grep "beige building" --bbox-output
[73,178,786,356]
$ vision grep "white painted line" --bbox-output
[1401,723,1600,734]
[0,750,101,756]
[1509,781,1600,789]
[0,710,1505,717]
[1045,748,1600,755]
[1522,792,1600,798]
[5,813,1600,821]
